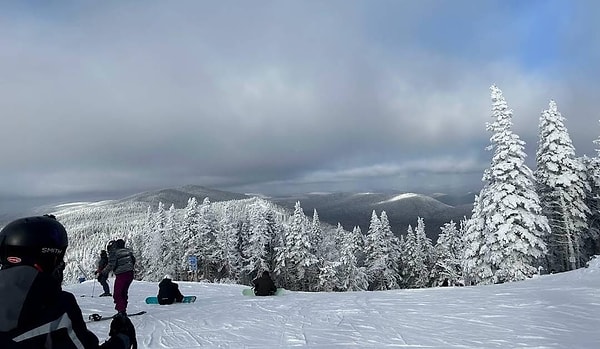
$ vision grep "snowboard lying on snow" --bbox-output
[145,296,197,304]
[242,288,285,296]
[87,311,147,322]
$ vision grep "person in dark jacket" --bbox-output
[157,274,184,305]
[253,270,277,296]
[0,215,136,349]
[95,249,112,297]
[101,239,135,317]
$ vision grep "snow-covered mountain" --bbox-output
[69,255,600,348]
[269,191,473,239]
[3,185,473,240]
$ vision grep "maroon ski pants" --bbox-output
[113,270,134,313]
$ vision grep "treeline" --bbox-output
[58,85,600,291]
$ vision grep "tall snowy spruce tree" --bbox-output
[430,220,465,287]
[180,197,199,279]
[400,217,432,288]
[463,85,549,285]
[535,101,591,272]
[339,225,368,291]
[274,201,319,291]
[363,211,401,290]
[581,122,600,257]
[242,200,279,280]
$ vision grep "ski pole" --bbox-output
[91,279,96,298]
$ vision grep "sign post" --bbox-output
[188,255,198,281]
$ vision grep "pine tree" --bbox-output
[535,100,591,272]
[338,225,368,291]
[243,200,276,280]
[275,202,318,291]
[464,85,549,284]
[197,197,218,280]
[213,206,242,282]
[401,218,432,288]
[180,197,199,279]
[310,209,323,258]
[364,211,401,290]
[431,220,464,286]
[160,204,181,279]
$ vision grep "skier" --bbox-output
[157,274,184,305]
[0,215,136,348]
[100,239,135,317]
[253,270,277,296]
[95,249,112,297]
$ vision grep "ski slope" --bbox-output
[68,258,600,348]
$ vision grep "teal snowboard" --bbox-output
[242,288,285,296]
[145,295,196,304]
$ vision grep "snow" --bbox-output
[69,258,600,348]
[380,193,419,203]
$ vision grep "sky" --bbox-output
[68,256,600,348]
[1,1,599,207]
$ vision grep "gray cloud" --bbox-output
[0,1,597,203]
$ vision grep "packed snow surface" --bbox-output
[69,258,600,348]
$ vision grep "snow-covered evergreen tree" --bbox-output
[536,100,591,272]
[430,220,464,286]
[401,217,432,288]
[213,206,242,282]
[364,211,401,290]
[338,224,368,291]
[464,85,549,284]
[581,156,600,259]
[242,200,278,280]
[275,201,318,291]
[197,197,219,280]
[180,197,199,279]
[142,201,167,280]
[310,209,323,258]
[159,204,180,279]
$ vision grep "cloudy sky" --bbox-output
[1,1,599,206]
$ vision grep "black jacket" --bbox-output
[0,265,128,348]
[157,279,183,305]
[253,274,277,296]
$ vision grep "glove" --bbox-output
[109,314,137,349]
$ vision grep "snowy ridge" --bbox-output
[69,260,600,348]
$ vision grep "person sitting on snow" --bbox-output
[253,270,277,296]
[157,274,184,305]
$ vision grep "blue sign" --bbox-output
[188,256,198,271]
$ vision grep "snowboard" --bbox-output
[145,295,197,304]
[242,288,285,296]
[87,310,147,322]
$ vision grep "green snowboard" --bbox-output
[145,295,196,304]
[242,288,285,296]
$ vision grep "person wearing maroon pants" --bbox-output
[102,239,136,317]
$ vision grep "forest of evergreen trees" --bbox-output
[57,85,600,292]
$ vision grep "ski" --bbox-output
[87,310,147,322]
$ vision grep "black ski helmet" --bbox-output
[0,215,68,277]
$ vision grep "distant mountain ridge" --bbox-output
[8,185,474,241]
[117,185,251,208]
[112,185,474,240]
[268,191,474,240]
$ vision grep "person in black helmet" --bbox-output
[0,215,136,349]
[157,274,184,305]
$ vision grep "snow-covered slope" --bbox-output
[68,257,600,348]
